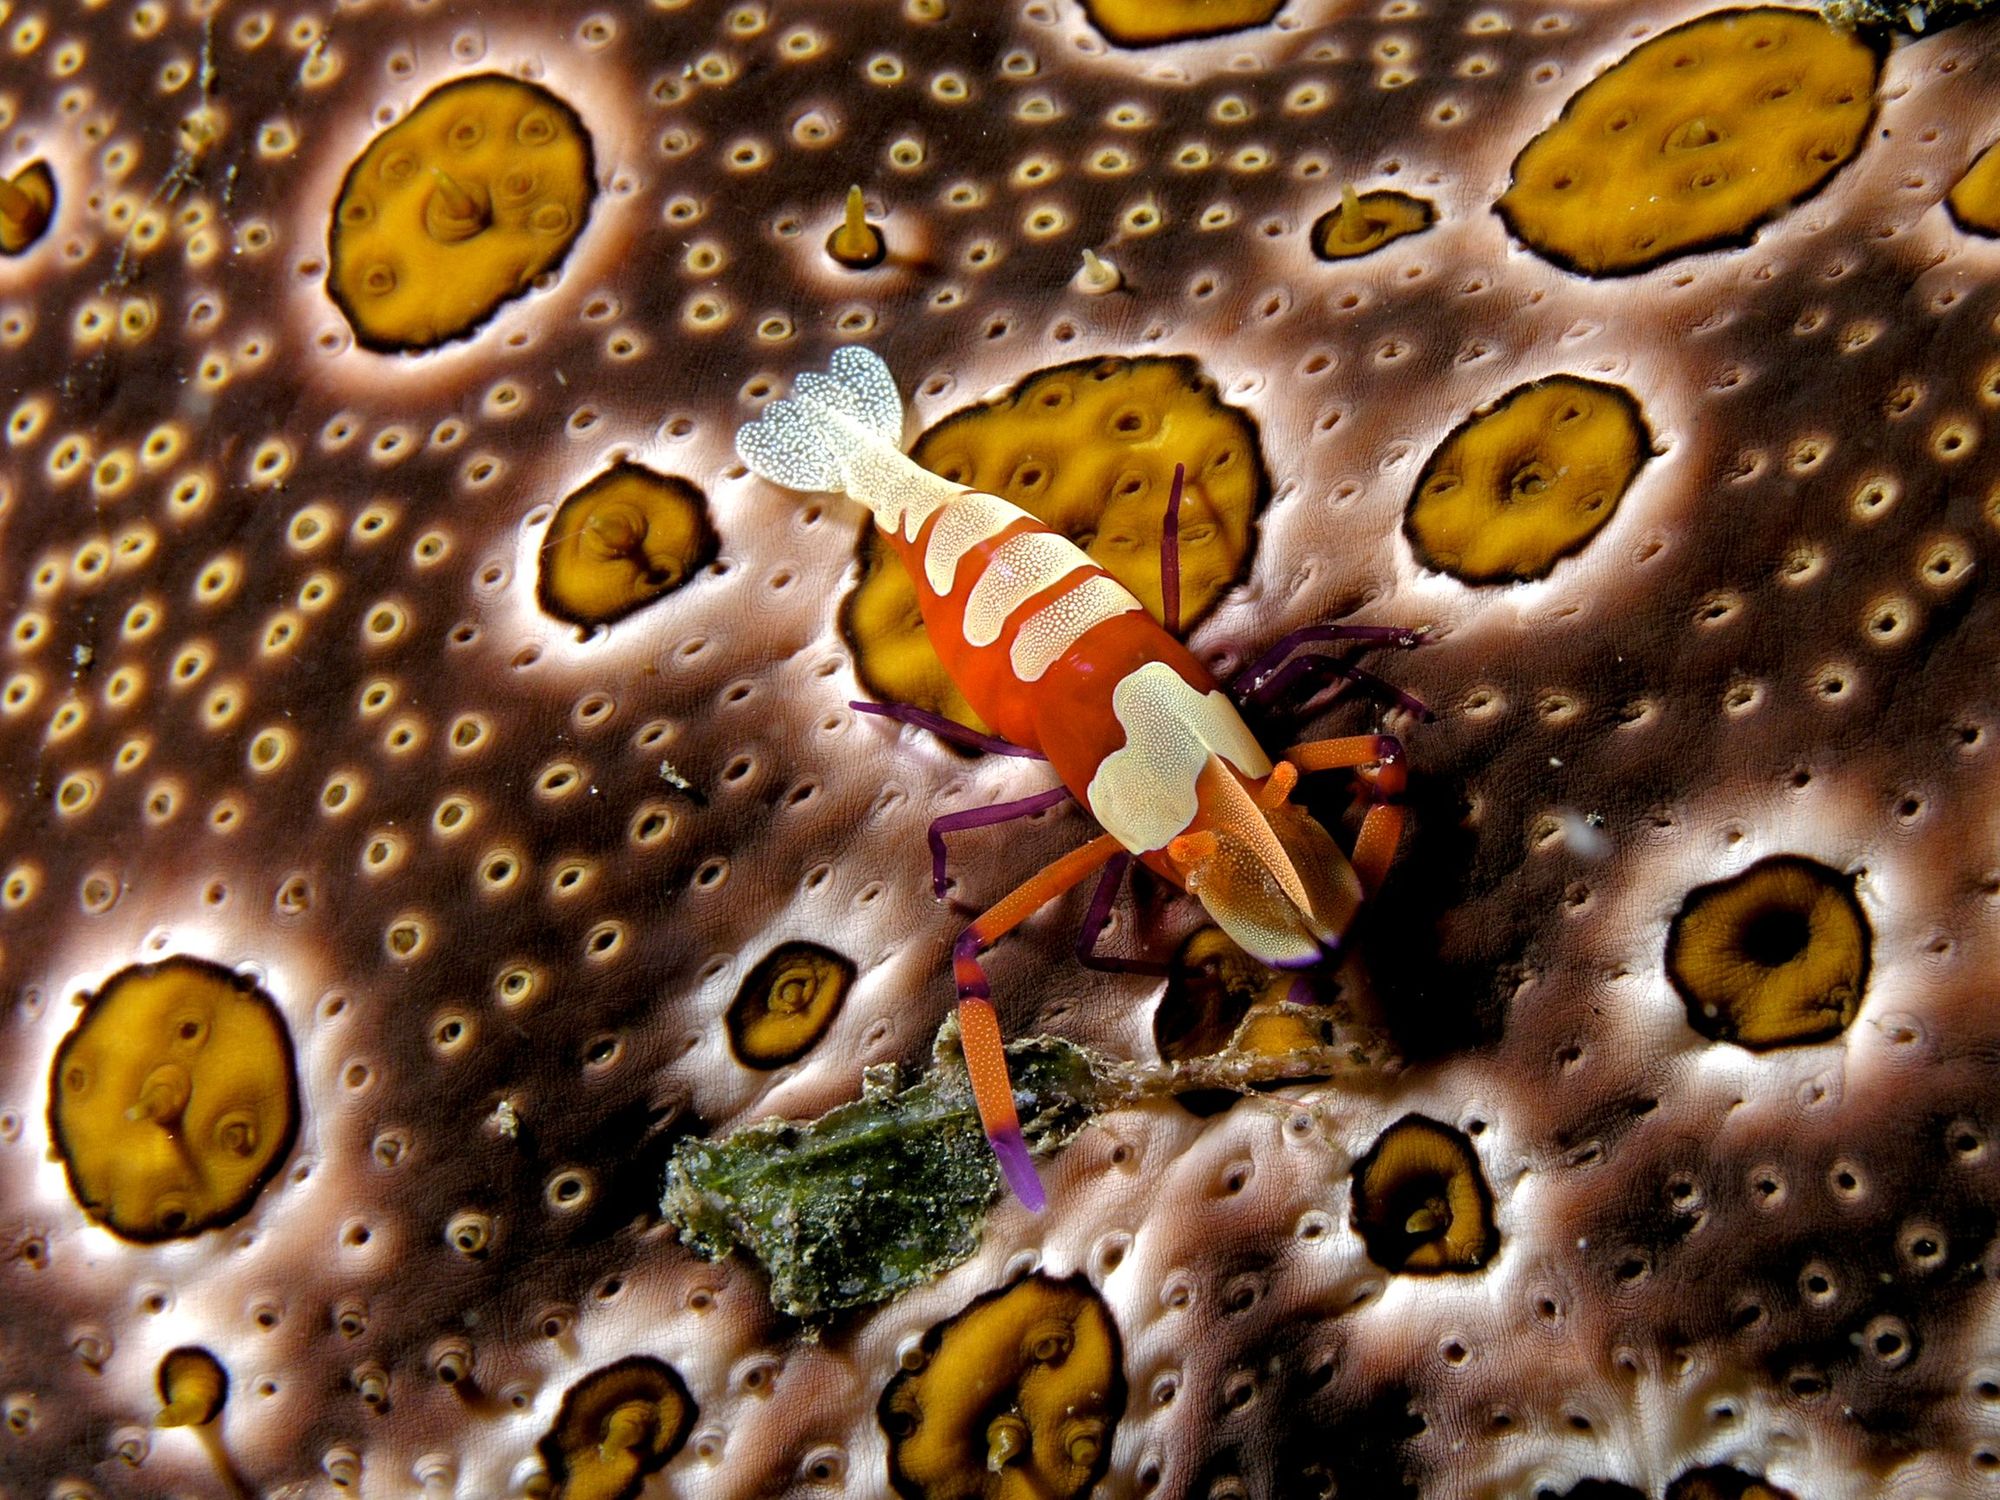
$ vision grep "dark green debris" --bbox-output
[663,1010,1390,1318]
[661,1022,1115,1318]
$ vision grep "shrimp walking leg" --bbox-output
[1287,733,1409,895]
[1238,653,1434,721]
[850,700,1046,759]
[1161,463,1186,637]
[928,785,1071,899]
[953,833,1126,1211]
[1074,852,1170,977]
[1234,623,1428,691]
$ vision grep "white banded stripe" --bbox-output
[923,491,1031,595]
[961,531,1094,647]
[1009,575,1143,682]
[1085,661,1273,853]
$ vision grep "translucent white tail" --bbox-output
[735,345,905,495]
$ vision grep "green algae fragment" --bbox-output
[662,1023,1114,1318]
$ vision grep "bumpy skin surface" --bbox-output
[3,2,2000,1498]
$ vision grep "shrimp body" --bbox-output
[737,347,1396,1209]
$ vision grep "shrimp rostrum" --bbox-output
[736,347,1421,1211]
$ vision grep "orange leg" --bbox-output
[1347,804,1405,896]
[953,832,1125,1212]
[1286,733,1407,896]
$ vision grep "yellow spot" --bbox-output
[1155,926,1318,1113]
[48,957,298,1242]
[1077,0,1283,47]
[1350,1115,1497,1274]
[536,1356,695,1500]
[853,356,1265,733]
[328,75,594,352]
[155,1347,226,1427]
[826,184,887,270]
[1948,137,2000,237]
[880,1274,1123,1500]
[1666,855,1868,1049]
[725,941,854,1069]
[1310,185,1435,259]
[536,463,717,630]
[1406,376,1649,584]
[1496,8,1878,276]
[0,160,53,254]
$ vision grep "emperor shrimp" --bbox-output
[736,346,1423,1210]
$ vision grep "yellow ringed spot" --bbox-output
[1667,854,1868,1048]
[536,1357,695,1500]
[49,957,299,1242]
[880,1273,1124,1500]
[1154,926,1311,1115]
[1351,1115,1498,1273]
[1406,376,1649,584]
[537,463,717,631]
[0,160,55,255]
[1949,137,2000,236]
[1077,0,1281,46]
[247,728,293,773]
[725,942,855,1068]
[54,771,99,815]
[1311,186,1436,259]
[328,75,595,352]
[1496,8,1879,276]
[156,1347,227,1428]
[247,439,293,486]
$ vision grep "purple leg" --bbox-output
[1230,624,1428,698]
[1161,463,1186,638]
[852,700,1045,759]
[929,785,1071,898]
[1074,853,1171,976]
[1238,653,1434,721]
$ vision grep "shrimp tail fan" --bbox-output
[735,345,905,495]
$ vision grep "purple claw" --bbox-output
[991,1128,1046,1213]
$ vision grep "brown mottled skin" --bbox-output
[2,1,1999,1496]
